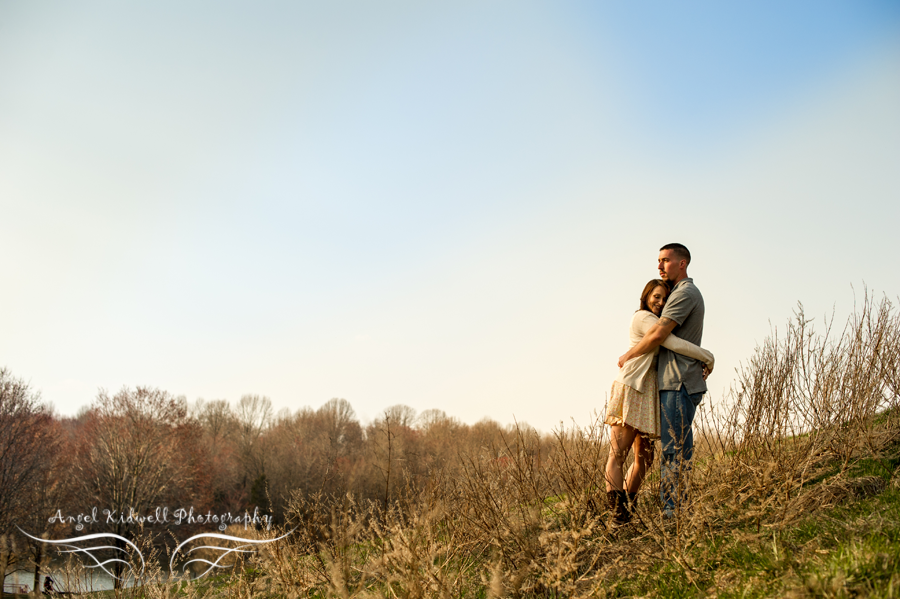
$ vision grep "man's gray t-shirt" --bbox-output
[658,278,706,394]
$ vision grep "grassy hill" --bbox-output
[26,295,900,598]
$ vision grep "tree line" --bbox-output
[0,367,548,588]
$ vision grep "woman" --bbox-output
[605,279,714,523]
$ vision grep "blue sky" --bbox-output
[2,2,899,429]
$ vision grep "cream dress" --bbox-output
[605,310,714,438]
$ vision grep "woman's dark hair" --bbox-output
[639,279,669,312]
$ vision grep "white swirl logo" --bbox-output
[169,530,295,579]
[18,529,145,581]
[20,527,293,581]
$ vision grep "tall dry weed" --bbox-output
[243,291,900,596]
[718,291,900,529]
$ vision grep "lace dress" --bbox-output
[605,356,660,437]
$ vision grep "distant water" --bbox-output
[4,564,174,594]
[4,567,118,594]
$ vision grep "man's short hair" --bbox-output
[660,243,691,265]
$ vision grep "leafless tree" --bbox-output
[416,409,450,431]
[191,399,244,514]
[232,395,274,510]
[383,404,417,428]
[368,405,420,507]
[0,369,56,531]
[0,369,62,592]
[317,398,360,457]
[73,387,209,586]
[192,398,236,444]
[235,394,272,474]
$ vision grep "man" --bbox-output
[618,243,707,515]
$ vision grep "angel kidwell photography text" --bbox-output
[46,507,273,532]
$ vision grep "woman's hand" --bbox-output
[702,354,715,380]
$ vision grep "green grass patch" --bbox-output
[606,480,900,598]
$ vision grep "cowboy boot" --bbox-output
[608,490,630,524]
[606,490,618,518]
[626,492,638,519]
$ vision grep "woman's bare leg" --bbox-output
[606,424,638,492]
[625,433,655,493]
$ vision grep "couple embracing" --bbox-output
[604,243,713,523]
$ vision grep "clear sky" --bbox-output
[2,1,899,430]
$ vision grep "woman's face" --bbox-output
[648,286,667,316]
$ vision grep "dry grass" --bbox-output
[54,292,900,598]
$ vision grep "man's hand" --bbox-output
[616,318,678,370]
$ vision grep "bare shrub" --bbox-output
[714,291,900,529]
[218,290,900,596]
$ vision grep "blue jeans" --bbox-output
[659,387,703,512]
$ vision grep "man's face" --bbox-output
[658,249,683,282]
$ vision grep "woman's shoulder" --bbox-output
[630,309,658,330]
[632,309,658,322]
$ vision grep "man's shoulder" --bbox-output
[670,278,703,301]
[661,278,703,324]
[674,277,700,292]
